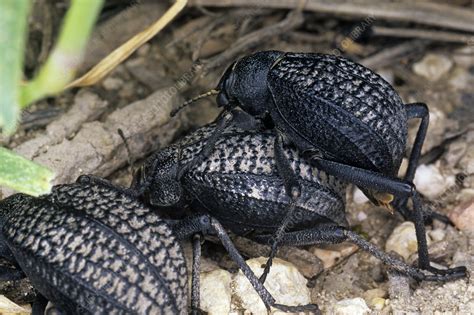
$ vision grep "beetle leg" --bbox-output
[258,132,302,284]
[404,103,429,183]
[253,225,465,282]
[173,215,320,313]
[175,110,235,180]
[31,293,48,315]
[311,158,467,280]
[191,234,202,315]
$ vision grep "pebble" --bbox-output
[0,295,31,314]
[412,53,453,81]
[458,130,474,174]
[102,77,124,90]
[312,248,342,269]
[200,269,233,315]
[413,164,455,199]
[353,187,369,204]
[363,288,387,310]
[332,297,370,315]
[233,257,311,314]
[385,222,431,260]
[448,67,474,90]
[449,198,474,232]
[427,228,446,242]
[311,243,358,269]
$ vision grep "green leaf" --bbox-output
[0,147,54,196]
[20,0,104,106]
[0,0,31,134]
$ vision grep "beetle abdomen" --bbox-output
[2,183,188,315]
[268,53,407,175]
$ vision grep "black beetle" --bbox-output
[134,123,464,308]
[0,176,189,315]
[0,175,308,314]
[171,51,466,280]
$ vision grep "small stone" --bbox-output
[232,257,311,314]
[413,53,453,81]
[449,198,474,231]
[369,297,386,310]
[448,67,474,90]
[356,211,368,221]
[353,187,369,204]
[312,248,342,269]
[428,228,446,242]
[445,139,467,169]
[363,288,387,301]
[200,269,232,315]
[332,297,370,315]
[413,164,455,199]
[385,222,431,260]
[102,77,123,90]
[458,131,474,174]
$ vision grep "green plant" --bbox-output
[0,0,103,196]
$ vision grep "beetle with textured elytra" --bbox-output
[171,50,467,282]
[0,175,313,314]
[134,123,466,314]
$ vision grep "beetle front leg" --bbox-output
[311,158,467,280]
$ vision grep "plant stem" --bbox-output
[20,0,104,107]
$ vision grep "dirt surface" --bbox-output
[1,0,473,313]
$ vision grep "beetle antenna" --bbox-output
[171,89,219,117]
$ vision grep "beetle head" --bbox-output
[132,148,183,207]
[216,50,285,116]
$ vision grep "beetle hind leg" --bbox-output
[311,158,467,281]
[173,215,321,314]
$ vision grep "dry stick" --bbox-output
[372,26,474,44]
[67,0,188,88]
[360,39,430,69]
[189,0,474,33]
[202,10,305,72]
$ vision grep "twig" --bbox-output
[360,39,429,69]
[372,26,474,44]
[202,10,304,71]
[189,0,474,33]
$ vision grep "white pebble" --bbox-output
[413,53,453,81]
[233,257,311,314]
[200,269,232,315]
[332,297,370,315]
[414,164,455,199]
[385,222,431,260]
[353,187,369,204]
